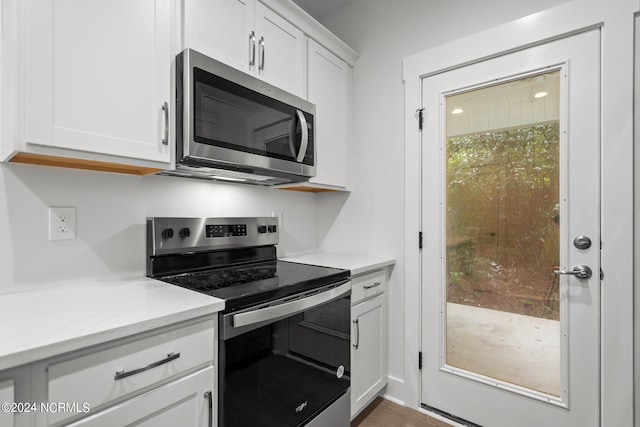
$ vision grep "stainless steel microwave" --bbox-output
[163,48,316,185]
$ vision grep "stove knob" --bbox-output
[257,225,267,233]
[178,227,191,238]
[161,228,174,239]
[268,225,277,233]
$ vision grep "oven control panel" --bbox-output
[147,217,279,256]
[206,224,247,238]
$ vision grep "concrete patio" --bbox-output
[446,302,560,396]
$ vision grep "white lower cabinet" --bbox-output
[19,317,217,427]
[0,379,15,427]
[350,270,388,419]
[0,366,31,427]
[66,367,215,427]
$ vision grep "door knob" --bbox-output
[554,265,592,279]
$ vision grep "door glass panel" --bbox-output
[445,71,561,396]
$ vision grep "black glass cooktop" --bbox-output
[158,260,349,312]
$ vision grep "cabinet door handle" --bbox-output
[204,391,213,427]
[352,319,359,349]
[114,352,180,380]
[249,31,256,67]
[161,102,169,146]
[259,36,265,71]
[363,282,382,290]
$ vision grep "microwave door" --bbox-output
[253,117,297,161]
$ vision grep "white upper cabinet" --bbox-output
[307,39,350,189]
[15,0,172,169]
[183,0,306,98]
[253,2,305,97]
[182,0,254,73]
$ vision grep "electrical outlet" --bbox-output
[49,207,76,240]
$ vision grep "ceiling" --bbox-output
[291,0,353,21]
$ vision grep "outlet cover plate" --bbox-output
[49,207,76,240]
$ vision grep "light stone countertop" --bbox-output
[0,278,224,371]
[282,252,395,277]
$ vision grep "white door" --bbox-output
[420,30,599,427]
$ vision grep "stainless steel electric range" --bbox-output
[147,217,351,427]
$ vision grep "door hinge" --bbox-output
[419,231,423,249]
[417,108,424,130]
[419,351,423,370]
[600,268,604,280]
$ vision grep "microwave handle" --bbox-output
[295,110,309,163]
[288,116,297,160]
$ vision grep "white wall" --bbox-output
[0,162,319,294]
[316,0,573,405]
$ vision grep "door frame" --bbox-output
[402,1,637,425]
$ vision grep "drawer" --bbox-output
[351,270,387,305]
[47,319,214,425]
[66,367,215,427]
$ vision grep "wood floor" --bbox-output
[351,397,453,427]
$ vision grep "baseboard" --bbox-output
[383,375,406,406]
[381,392,404,407]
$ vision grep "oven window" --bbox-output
[222,296,350,427]
[193,68,313,165]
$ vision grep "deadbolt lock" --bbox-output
[573,236,592,250]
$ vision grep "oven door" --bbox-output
[220,282,351,427]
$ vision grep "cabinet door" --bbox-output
[183,0,255,73]
[0,379,14,427]
[254,2,305,97]
[351,293,388,418]
[307,39,349,188]
[0,367,31,427]
[25,0,171,164]
[67,367,215,427]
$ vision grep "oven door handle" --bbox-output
[232,281,350,328]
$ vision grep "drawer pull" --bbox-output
[363,282,382,290]
[114,352,180,381]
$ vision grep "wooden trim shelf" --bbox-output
[276,185,338,193]
[9,153,162,176]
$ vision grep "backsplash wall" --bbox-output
[0,162,320,294]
